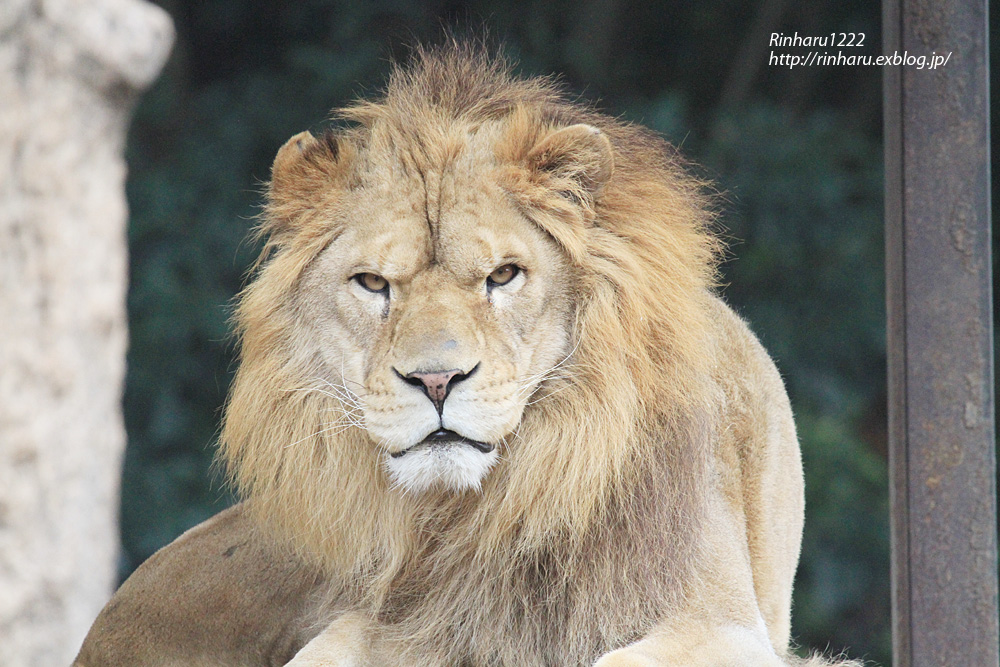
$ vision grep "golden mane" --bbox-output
[220,42,725,664]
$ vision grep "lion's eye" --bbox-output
[354,272,389,293]
[487,264,520,288]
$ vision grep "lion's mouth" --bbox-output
[390,429,495,458]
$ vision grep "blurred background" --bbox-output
[121,0,892,662]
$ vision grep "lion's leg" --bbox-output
[74,505,330,667]
[594,487,787,667]
[283,612,371,667]
[738,332,807,653]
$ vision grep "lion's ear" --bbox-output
[265,130,349,239]
[526,124,614,200]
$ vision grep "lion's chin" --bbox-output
[384,439,499,494]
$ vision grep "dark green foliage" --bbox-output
[122,1,888,663]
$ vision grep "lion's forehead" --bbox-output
[336,179,545,283]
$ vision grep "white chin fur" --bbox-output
[385,444,499,494]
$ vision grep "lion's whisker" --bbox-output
[283,422,360,449]
[311,377,366,409]
[519,337,582,387]
[524,382,574,406]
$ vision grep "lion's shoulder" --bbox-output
[705,295,789,404]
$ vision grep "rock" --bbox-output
[0,1,173,664]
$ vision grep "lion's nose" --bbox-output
[397,365,478,413]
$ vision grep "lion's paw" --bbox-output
[593,622,790,667]
[283,613,369,667]
[593,647,661,667]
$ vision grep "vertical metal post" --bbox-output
[884,0,997,665]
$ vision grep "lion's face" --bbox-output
[288,130,577,493]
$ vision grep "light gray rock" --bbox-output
[0,1,173,664]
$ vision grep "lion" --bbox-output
[75,43,858,667]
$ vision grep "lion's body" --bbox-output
[76,44,854,667]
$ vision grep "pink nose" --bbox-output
[397,365,479,413]
[406,369,463,403]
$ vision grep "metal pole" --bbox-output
[883,0,997,665]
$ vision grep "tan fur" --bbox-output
[74,505,330,666]
[75,43,859,667]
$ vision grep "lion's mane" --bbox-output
[220,43,726,665]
